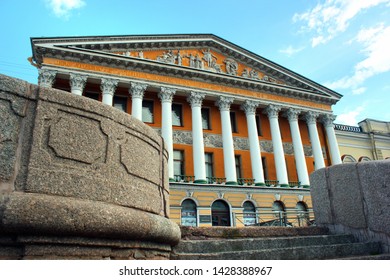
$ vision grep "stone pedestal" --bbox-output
[0,74,180,259]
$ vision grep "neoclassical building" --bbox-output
[30,34,343,227]
[335,119,390,163]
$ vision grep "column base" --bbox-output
[279,184,290,188]
[255,182,266,186]
[225,181,238,185]
[193,179,208,184]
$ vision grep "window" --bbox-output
[172,103,183,126]
[235,155,242,179]
[113,96,127,112]
[243,201,256,226]
[205,153,214,179]
[181,199,197,227]
[262,157,268,180]
[255,114,262,136]
[201,108,211,130]
[142,100,154,123]
[173,150,184,176]
[230,111,238,133]
[84,92,99,101]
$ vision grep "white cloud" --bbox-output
[45,0,86,19]
[352,87,366,95]
[325,24,390,91]
[294,0,390,47]
[336,106,365,125]
[279,45,305,56]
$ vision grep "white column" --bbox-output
[305,112,325,170]
[69,73,87,96]
[322,114,342,165]
[158,87,176,181]
[38,69,56,88]
[286,109,310,187]
[187,91,207,183]
[100,78,118,106]
[240,100,265,186]
[264,105,289,187]
[129,82,147,121]
[216,96,237,185]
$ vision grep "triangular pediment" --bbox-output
[31,34,342,103]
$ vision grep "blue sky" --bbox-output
[1,0,389,125]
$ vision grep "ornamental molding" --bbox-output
[285,108,301,122]
[241,100,260,116]
[69,73,88,91]
[216,96,234,111]
[100,78,118,94]
[264,105,282,118]
[159,87,176,103]
[187,91,206,108]
[129,82,148,98]
[38,69,57,87]
[321,114,337,127]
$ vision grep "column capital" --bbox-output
[38,69,57,88]
[187,91,206,108]
[129,82,148,98]
[100,78,119,95]
[158,87,176,103]
[285,108,301,122]
[216,96,234,111]
[305,111,320,125]
[263,104,282,118]
[69,73,88,91]
[321,114,337,127]
[240,100,260,115]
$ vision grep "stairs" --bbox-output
[171,227,387,260]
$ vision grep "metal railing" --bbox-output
[334,124,362,133]
[173,175,306,188]
[233,210,315,227]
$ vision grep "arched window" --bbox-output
[181,199,197,227]
[342,154,357,163]
[243,201,256,226]
[295,201,309,226]
[272,201,286,226]
[211,200,231,227]
[358,156,371,162]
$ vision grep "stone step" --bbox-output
[173,234,356,254]
[171,241,382,260]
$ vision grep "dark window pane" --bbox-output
[230,111,237,133]
[202,108,210,130]
[113,96,127,112]
[172,104,183,126]
[142,100,154,123]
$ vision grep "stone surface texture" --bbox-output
[0,74,180,259]
[310,160,390,253]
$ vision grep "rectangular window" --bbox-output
[201,108,211,130]
[173,150,184,176]
[256,114,262,136]
[230,111,238,133]
[113,96,127,112]
[205,152,214,178]
[262,157,268,180]
[142,100,154,123]
[235,155,242,179]
[172,103,183,126]
[84,92,99,101]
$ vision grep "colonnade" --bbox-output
[38,69,342,187]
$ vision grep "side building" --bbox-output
[335,119,390,163]
[30,34,343,227]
